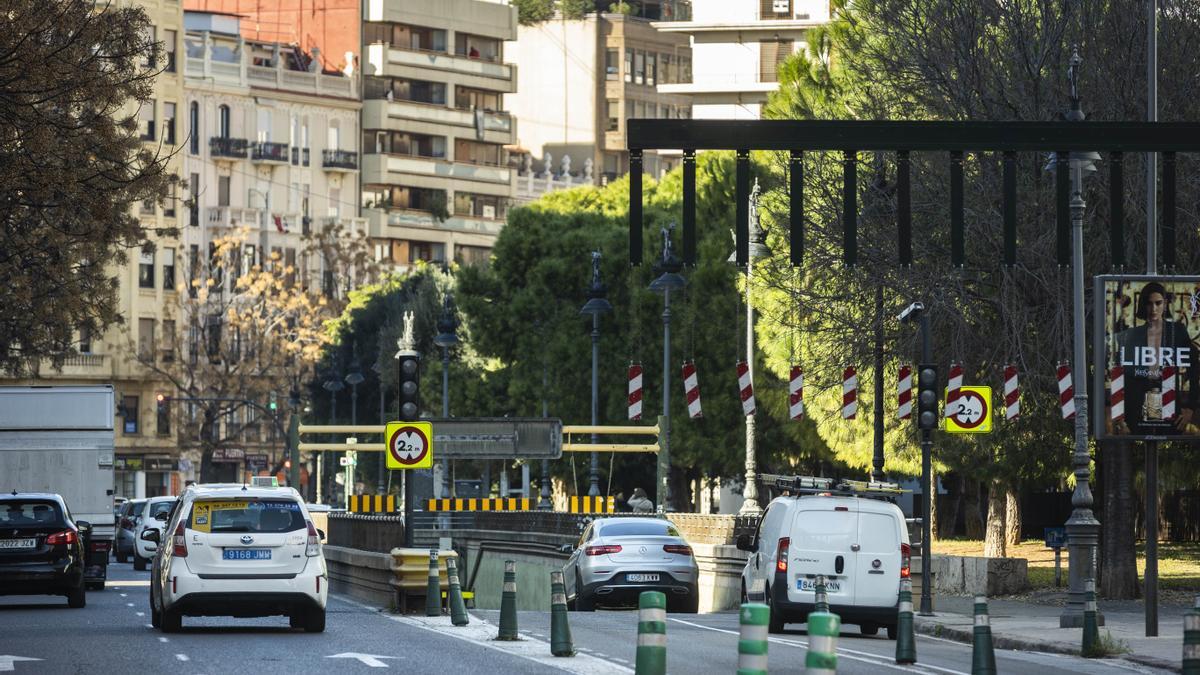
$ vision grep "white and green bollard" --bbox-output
[1184,595,1200,675]
[635,591,667,675]
[805,610,840,674]
[737,602,769,675]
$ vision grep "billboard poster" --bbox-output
[1094,275,1200,441]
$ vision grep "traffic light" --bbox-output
[397,351,420,421]
[155,393,169,414]
[917,364,938,431]
[268,390,277,412]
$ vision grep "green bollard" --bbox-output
[447,557,469,626]
[550,570,575,657]
[1184,595,1200,675]
[804,610,840,675]
[1082,578,1100,657]
[635,591,667,675]
[813,575,830,614]
[497,560,519,640]
[736,602,769,675]
[971,595,997,675]
[895,577,917,664]
[425,549,442,617]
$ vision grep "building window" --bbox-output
[680,56,692,83]
[377,130,446,158]
[161,320,175,363]
[138,318,156,360]
[660,53,673,84]
[453,192,507,220]
[164,29,177,72]
[139,249,155,288]
[188,244,199,297]
[394,23,447,52]
[78,325,93,354]
[408,241,445,264]
[454,86,500,111]
[139,100,156,140]
[454,245,491,268]
[218,104,231,138]
[634,51,645,85]
[606,49,619,81]
[164,182,176,217]
[624,48,633,83]
[157,393,170,436]
[760,0,792,19]
[189,102,199,154]
[759,40,793,82]
[606,99,619,131]
[189,173,199,225]
[164,102,176,145]
[455,33,500,61]
[162,248,176,290]
[218,176,230,206]
[646,53,656,86]
[454,139,502,166]
[122,395,139,435]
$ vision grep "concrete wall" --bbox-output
[914,555,1030,597]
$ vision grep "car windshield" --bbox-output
[0,500,64,528]
[186,499,305,533]
[600,521,680,538]
[147,501,175,519]
[130,502,146,517]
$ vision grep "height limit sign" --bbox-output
[944,386,993,434]
[385,421,434,470]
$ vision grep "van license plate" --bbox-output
[627,573,660,583]
[0,538,35,550]
[223,548,271,560]
[798,579,840,592]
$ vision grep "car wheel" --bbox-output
[67,584,86,609]
[304,607,326,633]
[133,555,147,572]
[886,623,897,641]
[860,623,879,636]
[290,611,304,629]
[161,607,182,633]
[150,589,162,629]
[573,573,594,612]
[766,585,785,634]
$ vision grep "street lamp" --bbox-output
[321,370,344,505]
[898,301,935,616]
[649,223,685,513]
[287,387,302,496]
[580,250,613,498]
[433,293,459,500]
[1046,48,1102,629]
[344,349,365,507]
[371,359,387,494]
[729,180,769,515]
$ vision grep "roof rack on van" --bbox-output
[759,474,907,497]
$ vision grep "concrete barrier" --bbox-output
[914,555,1029,596]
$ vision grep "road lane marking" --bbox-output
[126,603,134,607]
[176,654,189,662]
[136,612,144,617]
[0,655,42,672]
[120,593,127,597]
[327,653,396,668]
[158,637,168,643]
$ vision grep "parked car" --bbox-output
[737,476,911,638]
[132,496,177,571]
[563,516,699,613]
[114,498,147,563]
[0,493,89,607]
[147,483,327,632]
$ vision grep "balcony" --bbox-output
[366,208,504,240]
[366,44,516,93]
[362,99,517,145]
[210,137,249,160]
[322,149,359,172]
[291,147,311,167]
[251,141,290,164]
[361,153,514,190]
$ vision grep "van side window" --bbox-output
[753,505,771,547]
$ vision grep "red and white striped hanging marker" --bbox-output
[842,366,858,419]
[627,362,643,421]
[681,361,702,419]
[789,365,805,421]
[737,360,756,416]
[1003,364,1020,421]
[947,362,964,409]
[1057,361,1076,420]
[897,364,913,420]
[1109,365,1125,423]
[1162,366,1177,420]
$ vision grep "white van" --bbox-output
[737,476,910,638]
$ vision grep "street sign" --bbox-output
[423,418,562,459]
[385,421,433,470]
[944,386,993,433]
[1044,526,1067,548]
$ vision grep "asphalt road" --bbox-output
[0,562,1171,674]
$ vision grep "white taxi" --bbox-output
[146,484,327,632]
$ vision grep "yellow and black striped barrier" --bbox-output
[569,496,615,514]
[426,498,533,512]
[348,494,398,513]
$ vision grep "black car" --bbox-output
[0,493,89,607]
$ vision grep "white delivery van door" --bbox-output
[788,503,857,604]
[854,509,902,607]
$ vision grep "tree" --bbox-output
[560,0,596,20]
[512,0,556,25]
[0,0,176,374]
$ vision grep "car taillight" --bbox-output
[900,543,911,579]
[46,529,78,546]
[584,544,622,556]
[172,521,187,557]
[306,521,321,557]
[776,537,790,573]
[663,544,692,556]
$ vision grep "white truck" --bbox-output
[0,385,117,588]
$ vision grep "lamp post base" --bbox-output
[1058,516,1103,627]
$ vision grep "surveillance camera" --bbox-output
[897,302,925,324]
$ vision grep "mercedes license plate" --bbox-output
[0,538,36,550]
[627,573,660,583]
[798,578,841,592]
[223,548,271,560]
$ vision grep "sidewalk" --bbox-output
[912,592,1188,672]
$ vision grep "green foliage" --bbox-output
[512,0,556,24]
[608,1,636,15]
[560,0,595,20]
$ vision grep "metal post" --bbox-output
[539,379,551,509]
[919,312,934,617]
[589,312,601,497]
[287,410,301,491]
[377,388,386,494]
[328,392,337,504]
[1147,440,1159,635]
[873,285,886,482]
[739,253,759,514]
[441,346,450,500]
[658,287,672,512]
[1146,0,1160,639]
[348,384,357,509]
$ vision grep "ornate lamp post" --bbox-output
[731,180,768,515]
[649,224,685,512]
[580,251,613,498]
[321,369,344,505]
[344,349,365,507]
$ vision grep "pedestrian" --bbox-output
[468,45,480,59]
[627,487,654,513]
[613,491,632,513]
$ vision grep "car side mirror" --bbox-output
[140,529,160,543]
[735,534,756,552]
[76,521,92,534]
[559,544,573,555]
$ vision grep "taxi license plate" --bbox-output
[223,549,271,560]
[627,573,660,583]
[798,578,841,592]
[0,538,36,550]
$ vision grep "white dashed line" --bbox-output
[120,593,128,597]
[126,603,134,607]
[158,637,169,643]
[144,624,153,629]
[176,654,190,662]
[136,612,145,617]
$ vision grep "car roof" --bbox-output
[771,494,900,513]
[184,484,301,501]
[145,495,178,503]
[0,493,65,502]
[592,516,670,527]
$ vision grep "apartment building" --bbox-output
[655,0,830,119]
[360,0,519,268]
[505,7,692,189]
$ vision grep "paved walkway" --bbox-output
[913,592,1192,673]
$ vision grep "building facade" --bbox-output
[505,10,692,192]
[360,0,519,268]
[655,0,829,119]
